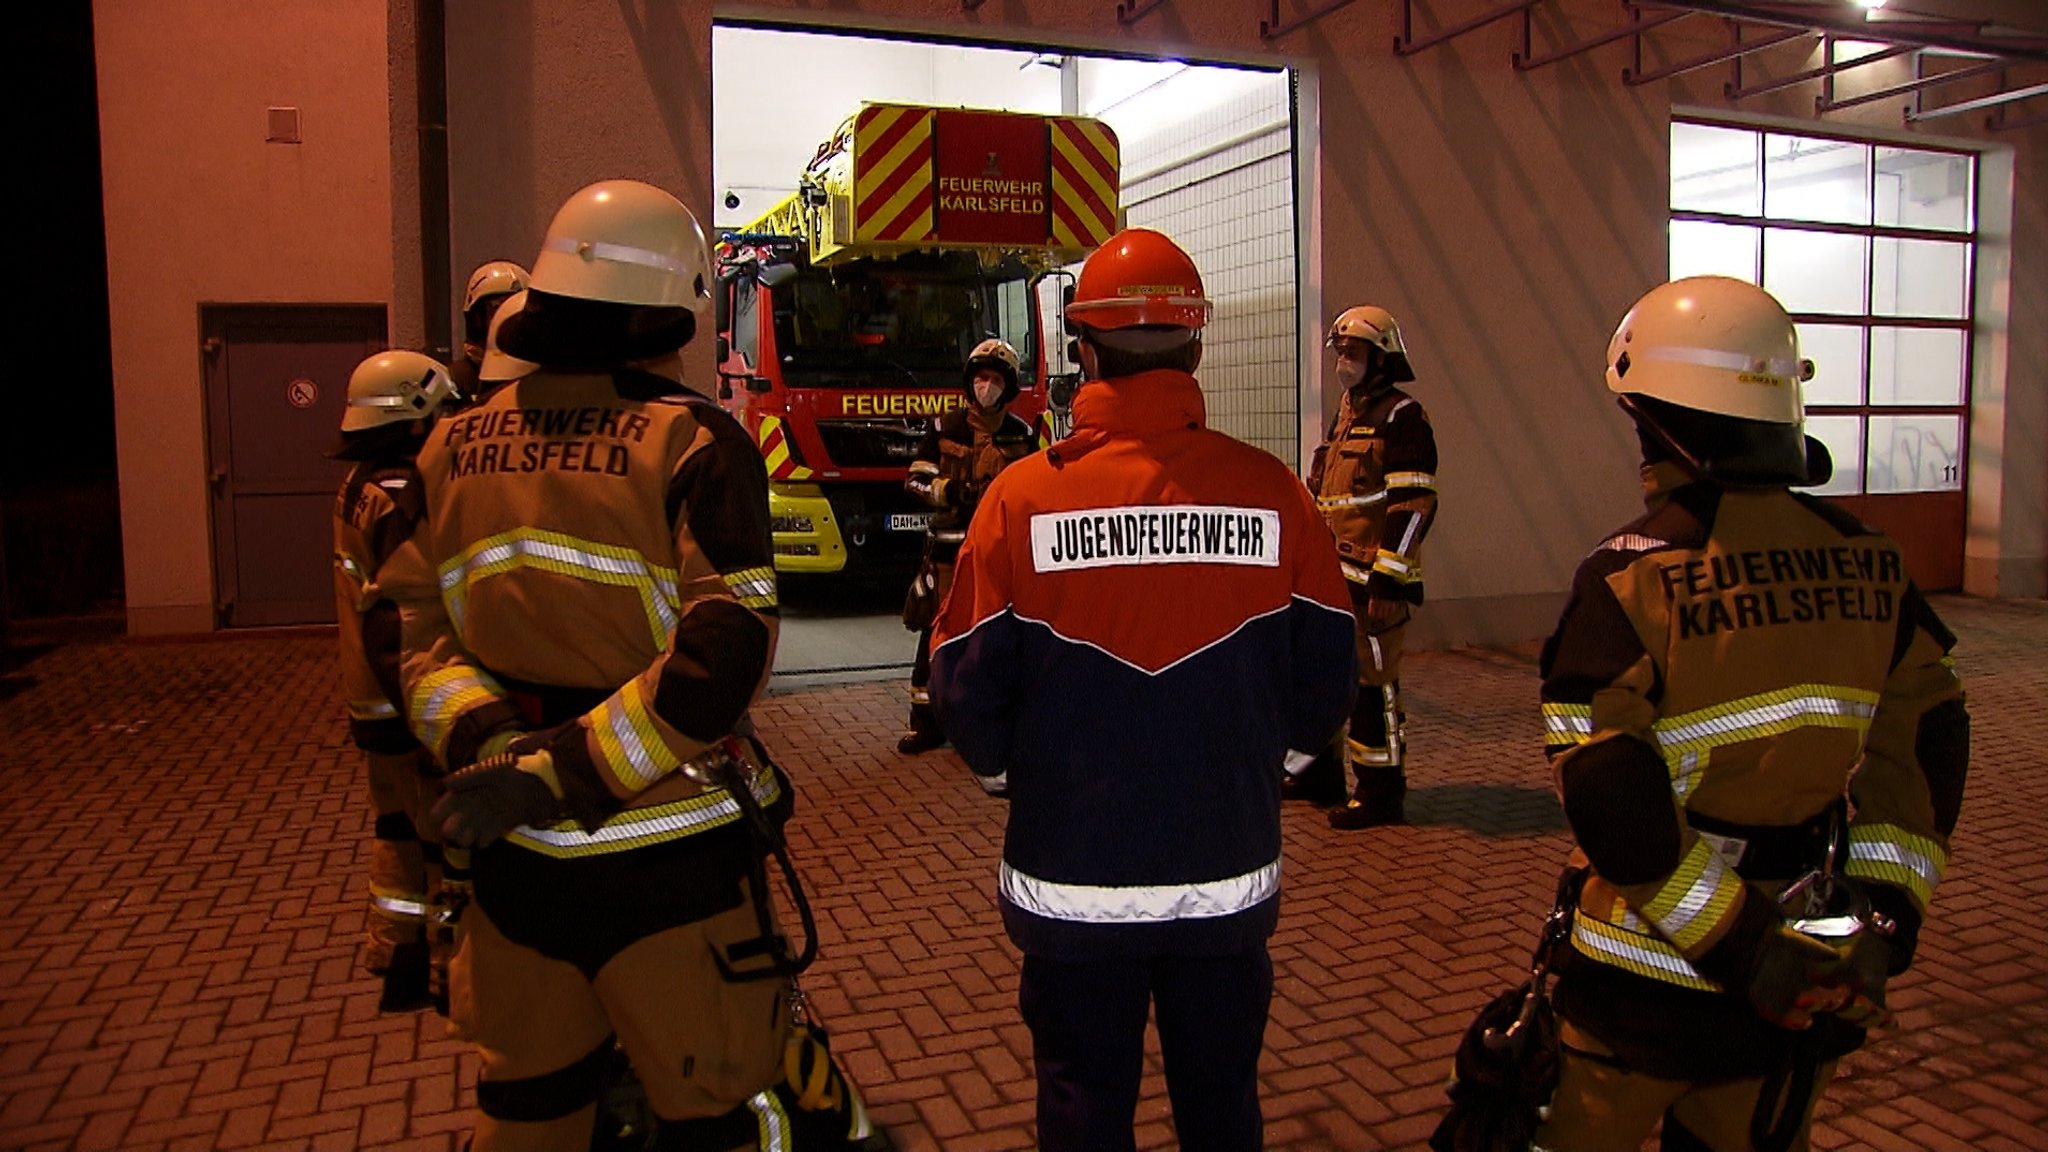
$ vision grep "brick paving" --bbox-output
[0,596,2042,1151]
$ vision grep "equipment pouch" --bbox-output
[1429,867,1584,1152]
[901,556,941,632]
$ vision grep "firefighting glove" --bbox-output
[434,749,566,849]
[1363,595,1408,634]
[1742,925,1854,1031]
[1833,930,1894,1029]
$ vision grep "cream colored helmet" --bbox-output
[1328,305,1415,383]
[1606,276,1816,484]
[464,260,529,313]
[341,351,457,433]
[478,290,539,384]
[527,180,714,316]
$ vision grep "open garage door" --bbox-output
[713,24,1304,686]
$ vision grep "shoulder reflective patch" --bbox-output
[1029,505,1281,572]
[1598,533,1670,554]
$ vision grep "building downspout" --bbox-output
[416,0,453,362]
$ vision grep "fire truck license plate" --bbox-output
[886,514,932,533]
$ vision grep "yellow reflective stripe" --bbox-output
[1640,837,1743,953]
[1543,703,1594,746]
[1339,562,1375,587]
[503,765,784,859]
[411,664,509,759]
[723,566,779,611]
[748,1089,793,1152]
[1346,735,1397,766]
[1652,684,1879,755]
[591,679,680,793]
[907,461,940,477]
[369,885,428,920]
[1569,908,1720,992]
[438,527,680,648]
[337,552,368,582]
[1317,490,1387,510]
[1385,471,1437,491]
[1844,824,1946,907]
[1372,552,1421,581]
[348,697,399,721]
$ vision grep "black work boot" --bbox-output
[378,940,434,1013]
[1281,751,1346,806]
[897,703,947,754]
[1329,772,1408,829]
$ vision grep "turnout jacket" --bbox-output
[1306,383,1438,601]
[929,370,1357,960]
[904,406,1040,553]
[333,457,426,754]
[387,369,784,869]
[1540,464,1967,1076]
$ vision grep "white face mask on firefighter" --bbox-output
[973,376,1007,410]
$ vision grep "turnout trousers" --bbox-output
[451,886,789,1151]
[1019,946,1273,1152]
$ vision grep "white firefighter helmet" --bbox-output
[1606,276,1817,485]
[464,260,529,313]
[526,180,714,317]
[478,290,539,384]
[964,337,1023,407]
[1605,276,1812,424]
[341,351,458,433]
[1327,305,1415,383]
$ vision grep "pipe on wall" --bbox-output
[416,0,453,362]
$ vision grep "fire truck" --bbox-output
[715,103,1120,577]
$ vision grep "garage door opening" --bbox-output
[713,22,1304,685]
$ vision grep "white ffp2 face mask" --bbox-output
[973,378,1007,409]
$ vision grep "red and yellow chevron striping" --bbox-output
[757,416,814,481]
[1050,118,1119,251]
[854,105,936,245]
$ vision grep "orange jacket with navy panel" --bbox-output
[928,370,1357,959]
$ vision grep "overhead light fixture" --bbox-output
[1857,0,1888,11]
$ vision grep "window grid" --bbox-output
[1669,119,1977,498]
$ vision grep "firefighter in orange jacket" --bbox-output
[329,350,461,1012]
[1297,306,1439,828]
[385,180,793,1150]
[1531,277,1968,1150]
[896,336,1039,754]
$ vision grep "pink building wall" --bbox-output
[93,0,2044,635]
[94,0,398,634]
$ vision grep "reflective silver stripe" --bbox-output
[1396,514,1423,555]
[998,859,1280,923]
[931,530,968,542]
[1373,552,1415,577]
[1570,914,1717,989]
[908,461,940,476]
[1599,533,1670,554]
[371,893,428,919]
[1634,343,1806,382]
[1282,749,1316,777]
[1384,470,1436,491]
[1317,490,1387,510]
[977,771,1009,795]
[1654,692,1876,749]
[1543,705,1594,742]
[543,233,694,276]
[747,1091,790,1152]
[337,553,367,581]
[1367,634,1385,673]
[1847,838,1943,892]
[349,699,399,720]
[909,688,930,705]
[1339,561,1375,586]
[507,766,781,850]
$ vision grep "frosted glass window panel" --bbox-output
[1764,135,1872,225]
[1672,123,1761,215]
[1764,229,1867,315]
[1796,323,1865,407]
[1803,415,1864,497]
[1671,221,1759,282]
[1868,327,1966,406]
[1874,148,1972,233]
[1872,237,1969,319]
[1866,415,1962,493]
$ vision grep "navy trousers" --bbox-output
[1019,947,1273,1152]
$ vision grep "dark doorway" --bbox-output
[202,305,387,627]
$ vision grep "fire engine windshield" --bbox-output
[772,255,1036,389]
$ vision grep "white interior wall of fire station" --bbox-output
[711,27,1301,463]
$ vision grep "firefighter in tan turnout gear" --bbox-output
[1531,276,1968,1151]
[1297,306,1440,828]
[386,180,795,1151]
[896,337,1040,754]
[454,260,529,402]
[330,350,461,1013]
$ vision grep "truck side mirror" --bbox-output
[716,335,731,362]
[745,376,774,395]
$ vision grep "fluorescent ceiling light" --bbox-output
[1858,0,1888,11]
